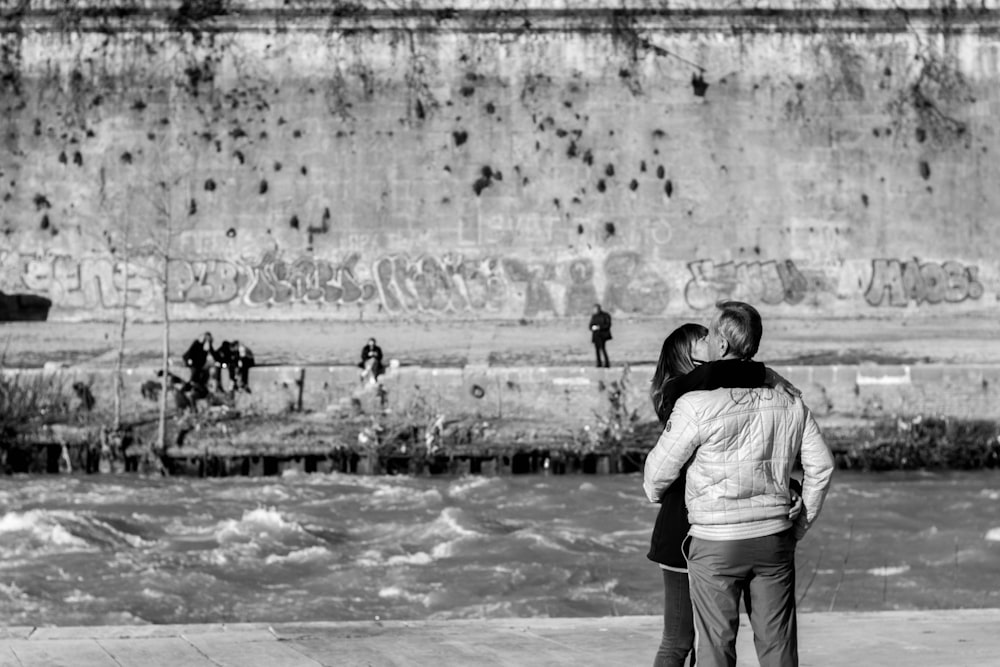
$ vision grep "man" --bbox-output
[182,331,218,389]
[589,303,612,368]
[643,301,834,667]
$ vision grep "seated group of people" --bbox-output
[177,333,387,407]
[182,332,256,394]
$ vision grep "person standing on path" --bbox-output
[589,303,612,368]
[644,301,835,667]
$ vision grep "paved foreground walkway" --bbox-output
[2,610,998,666]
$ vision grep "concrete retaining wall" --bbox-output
[2,2,1000,321]
[17,361,1000,424]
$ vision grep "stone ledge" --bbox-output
[7,362,1000,423]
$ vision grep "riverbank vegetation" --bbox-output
[831,415,1000,471]
[2,366,1000,475]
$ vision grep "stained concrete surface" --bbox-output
[2,610,999,666]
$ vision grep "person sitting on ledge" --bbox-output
[216,339,256,393]
[359,337,385,384]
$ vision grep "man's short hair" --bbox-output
[712,300,762,360]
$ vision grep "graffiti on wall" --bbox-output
[244,252,378,306]
[20,255,157,309]
[502,257,558,317]
[864,258,984,307]
[373,254,510,314]
[5,250,992,317]
[169,259,243,304]
[684,259,812,310]
[603,251,671,315]
[368,253,667,316]
[2,250,672,318]
[17,254,244,308]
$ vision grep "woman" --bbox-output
[648,323,800,667]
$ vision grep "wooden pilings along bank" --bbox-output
[165,448,648,477]
[3,440,649,477]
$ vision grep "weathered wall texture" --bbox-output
[2,1,999,321]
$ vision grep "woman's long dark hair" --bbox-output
[650,323,708,424]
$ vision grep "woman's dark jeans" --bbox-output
[654,568,695,667]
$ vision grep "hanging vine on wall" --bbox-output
[403,31,440,125]
[608,7,707,98]
[886,6,975,149]
[324,64,356,121]
[3,1,149,133]
[815,34,867,103]
[609,9,645,96]
[322,22,380,122]
[0,30,23,101]
[894,53,972,147]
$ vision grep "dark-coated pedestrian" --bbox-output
[589,303,612,368]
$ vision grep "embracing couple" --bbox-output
[643,300,836,667]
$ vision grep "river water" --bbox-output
[2,470,999,627]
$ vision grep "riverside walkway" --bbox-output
[2,610,999,666]
[3,313,1000,368]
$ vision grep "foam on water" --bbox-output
[220,508,337,561]
[348,506,483,567]
[321,471,409,491]
[0,509,149,556]
[0,510,90,554]
[867,564,911,576]
[263,545,332,565]
[64,590,97,603]
[378,585,433,607]
[430,542,456,559]
[362,505,480,541]
[515,530,574,554]
[208,483,295,502]
[447,475,501,499]
[140,588,171,600]
[216,507,303,538]
[0,581,27,600]
[841,486,886,499]
[368,485,444,509]
[386,551,435,566]
[434,506,481,538]
[353,548,384,567]
[986,527,1000,541]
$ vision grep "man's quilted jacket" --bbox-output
[643,387,835,541]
